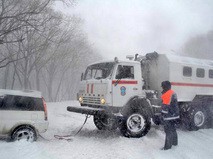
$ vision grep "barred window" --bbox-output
[183,66,192,77]
[196,68,205,78]
[209,69,213,78]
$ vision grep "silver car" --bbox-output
[0,89,49,142]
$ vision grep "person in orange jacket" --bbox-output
[161,81,180,150]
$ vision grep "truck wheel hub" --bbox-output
[194,111,205,127]
[127,114,145,133]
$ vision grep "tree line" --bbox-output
[0,0,102,102]
[182,30,213,59]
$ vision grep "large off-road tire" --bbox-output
[11,126,37,142]
[119,112,151,138]
[93,114,117,130]
[187,106,208,130]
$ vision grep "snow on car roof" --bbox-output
[0,89,42,98]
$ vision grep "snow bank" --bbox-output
[0,101,213,159]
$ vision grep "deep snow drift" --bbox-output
[0,101,213,159]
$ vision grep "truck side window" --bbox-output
[116,65,134,79]
[209,69,213,78]
[183,66,192,77]
[196,68,205,78]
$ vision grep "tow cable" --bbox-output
[54,114,90,141]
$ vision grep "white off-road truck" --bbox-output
[67,52,213,138]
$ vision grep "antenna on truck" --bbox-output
[134,54,139,61]
[114,57,118,63]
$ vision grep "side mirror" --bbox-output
[81,73,84,81]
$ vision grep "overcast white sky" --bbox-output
[55,0,213,60]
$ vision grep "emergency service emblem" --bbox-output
[120,86,126,96]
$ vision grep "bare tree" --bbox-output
[0,0,51,44]
[0,0,74,68]
[0,0,102,102]
[182,30,213,59]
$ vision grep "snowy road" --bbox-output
[0,101,213,159]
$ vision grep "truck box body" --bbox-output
[143,54,213,102]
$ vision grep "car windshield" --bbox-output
[84,62,115,80]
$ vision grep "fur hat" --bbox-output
[161,81,171,91]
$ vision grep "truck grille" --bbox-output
[83,96,101,105]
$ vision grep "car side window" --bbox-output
[116,65,134,79]
[0,95,13,110]
[0,95,43,111]
[15,96,34,110]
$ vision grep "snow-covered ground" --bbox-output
[0,101,213,159]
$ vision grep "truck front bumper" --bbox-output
[67,106,106,115]
[67,105,123,118]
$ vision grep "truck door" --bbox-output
[112,63,142,107]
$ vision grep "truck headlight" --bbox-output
[100,98,106,104]
[79,96,83,103]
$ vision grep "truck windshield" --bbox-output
[84,62,114,80]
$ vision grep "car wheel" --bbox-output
[119,112,151,138]
[93,114,117,130]
[12,126,37,142]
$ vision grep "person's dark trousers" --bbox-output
[164,120,178,150]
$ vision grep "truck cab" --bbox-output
[78,58,144,110]
[68,58,153,138]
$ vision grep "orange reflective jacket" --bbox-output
[161,89,175,105]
